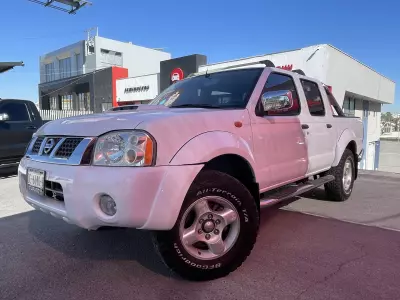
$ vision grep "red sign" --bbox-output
[277,64,293,71]
[170,68,184,83]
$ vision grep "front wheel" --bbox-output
[153,170,259,281]
[324,149,355,201]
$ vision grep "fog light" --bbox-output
[99,195,117,216]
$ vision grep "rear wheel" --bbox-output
[153,170,259,281]
[324,149,355,201]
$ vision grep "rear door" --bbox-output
[0,101,36,160]
[298,80,337,175]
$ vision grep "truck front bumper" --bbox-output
[18,157,203,230]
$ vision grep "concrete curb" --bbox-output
[359,170,400,179]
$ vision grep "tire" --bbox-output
[324,149,355,202]
[152,170,259,281]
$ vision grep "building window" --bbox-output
[61,95,73,110]
[59,57,72,79]
[101,102,112,112]
[78,92,90,111]
[45,62,55,82]
[100,48,123,67]
[75,53,81,75]
[343,97,356,116]
[49,96,58,110]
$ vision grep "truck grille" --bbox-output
[55,138,84,158]
[31,137,44,154]
[27,136,94,165]
[45,180,64,201]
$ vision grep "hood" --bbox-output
[36,105,170,137]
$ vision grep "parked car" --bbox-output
[18,63,363,281]
[0,99,43,169]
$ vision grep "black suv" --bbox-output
[0,99,43,168]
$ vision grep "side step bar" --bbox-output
[260,175,335,208]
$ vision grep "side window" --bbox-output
[0,102,30,121]
[301,80,325,116]
[263,73,300,115]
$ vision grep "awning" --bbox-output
[0,62,24,73]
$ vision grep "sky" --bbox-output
[0,0,399,112]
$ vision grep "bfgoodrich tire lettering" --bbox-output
[153,170,259,281]
[324,148,355,202]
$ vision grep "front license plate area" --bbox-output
[27,168,45,196]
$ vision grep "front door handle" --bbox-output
[26,125,37,130]
[301,124,309,129]
[326,124,332,128]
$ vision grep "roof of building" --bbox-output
[0,62,24,73]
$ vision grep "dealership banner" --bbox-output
[116,74,159,102]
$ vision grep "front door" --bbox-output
[251,72,308,190]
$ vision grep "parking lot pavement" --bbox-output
[285,170,400,231]
[0,171,400,299]
[0,168,32,218]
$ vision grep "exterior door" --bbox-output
[298,79,336,175]
[251,72,308,190]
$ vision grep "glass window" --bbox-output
[0,102,30,121]
[61,95,73,110]
[301,80,325,116]
[342,97,355,116]
[45,62,55,82]
[262,73,300,115]
[49,97,58,110]
[76,53,81,75]
[149,68,262,109]
[78,92,90,111]
[59,57,72,79]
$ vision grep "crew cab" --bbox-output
[0,99,43,169]
[18,62,363,281]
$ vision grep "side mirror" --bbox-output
[0,113,9,122]
[261,90,293,112]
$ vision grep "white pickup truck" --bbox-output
[18,62,363,281]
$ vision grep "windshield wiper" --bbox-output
[170,104,223,109]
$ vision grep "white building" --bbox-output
[38,34,171,112]
[198,44,395,171]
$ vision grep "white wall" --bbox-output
[199,45,329,85]
[94,36,171,77]
[325,45,395,106]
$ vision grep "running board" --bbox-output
[259,175,335,208]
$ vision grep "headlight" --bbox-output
[93,130,155,166]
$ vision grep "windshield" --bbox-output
[149,68,263,108]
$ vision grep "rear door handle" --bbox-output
[326,124,332,128]
[301,124,309,129]
[26,125,37,130]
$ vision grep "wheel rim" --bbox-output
[179,196,240,260]
[342,158,353,193]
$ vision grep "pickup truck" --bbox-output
[0,99,43,169]
[18,62,363,281]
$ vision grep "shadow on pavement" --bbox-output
[23,211,175,279]
[0,166,18,179]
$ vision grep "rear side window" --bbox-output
[263,73,300,115]
[301,80,325,116]
[0,102,30,121]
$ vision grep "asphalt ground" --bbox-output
[0,169,400,300]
